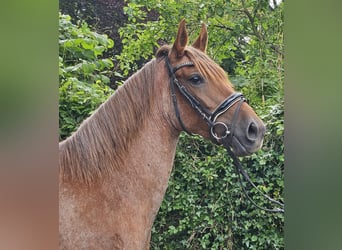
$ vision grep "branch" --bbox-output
[241,0,263,42]
[270,45,284,58]
[211,24,234,32]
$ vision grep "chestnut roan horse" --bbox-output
[59,20,266,249]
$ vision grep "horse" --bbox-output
[59,19,266,249]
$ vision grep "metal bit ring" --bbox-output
[211,122,230,141]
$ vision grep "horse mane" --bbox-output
[59,59,157,185]
[60,45,231,185]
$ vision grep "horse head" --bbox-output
[157,19,266,156]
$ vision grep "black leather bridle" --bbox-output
[164,56,285,213]
[164,56,246,144]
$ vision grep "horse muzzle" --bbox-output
[209,96,266,157]
[216,118,266,157]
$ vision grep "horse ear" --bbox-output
[171,19,188,58]
[192,23,208,53]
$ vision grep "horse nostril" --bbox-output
[246,121,258,142]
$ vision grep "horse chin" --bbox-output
[231,145,251,157]
[225,136,259,157]
[230,141,250,157]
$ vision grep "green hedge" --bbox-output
[59,7,284,249]
[151,102,284,249]
[59,13,114,140]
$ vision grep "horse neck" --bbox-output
[60,58,180,208]
[100,59,180,211]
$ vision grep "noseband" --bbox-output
[164,56,246,144]
[164,56,284,213]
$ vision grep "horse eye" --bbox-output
[189,74,203,85]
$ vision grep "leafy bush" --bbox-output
[151,102,284,249]
[59,13,114,140]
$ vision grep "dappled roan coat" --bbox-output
[59,20,265,249]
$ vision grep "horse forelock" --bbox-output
[185,47,232,88]
[59,60,158,185]
[156,45,232,88]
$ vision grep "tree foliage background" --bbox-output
[59,0,284,249]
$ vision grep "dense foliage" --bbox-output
[59,13,114,140]
[151,102,284,249]
[59,0,284,248]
